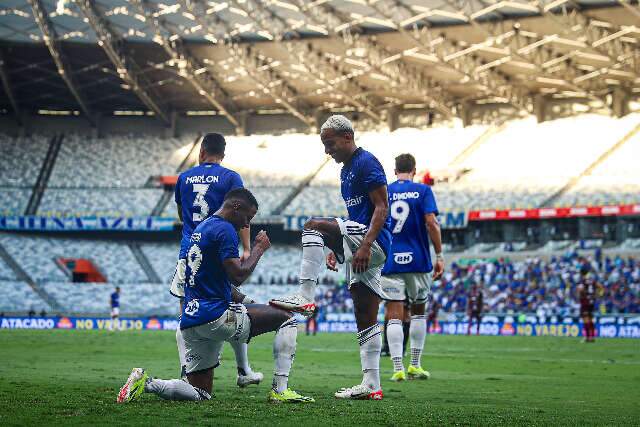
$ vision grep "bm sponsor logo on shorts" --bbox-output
[394,252,413,264]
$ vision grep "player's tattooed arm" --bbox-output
[425,213,444,280]
[222,230,271,285]
[353,185,389,274]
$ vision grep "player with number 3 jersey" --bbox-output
[170,133,261,388]
[380,153,444,382]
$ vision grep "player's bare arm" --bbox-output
[223,230,271,285]
[425,213,444,280]
[239,226,251,262]
[176,203,183,222]
[352,185,388,274]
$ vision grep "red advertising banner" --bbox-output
[468,204,640,221]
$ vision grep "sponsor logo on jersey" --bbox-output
[57,317,74,329]
[345,195,363,207]
[185,175,219,184]
[191,233,201,243]
[185,300,200,316]
[392,191,420,201]
[394,252,413,264]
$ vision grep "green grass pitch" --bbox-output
[0,330,639,426]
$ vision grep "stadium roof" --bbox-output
[1,0,640,127]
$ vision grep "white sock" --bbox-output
[272,317,297,393]
[229,340,252,376]
[144,378,210,401]
[176,327,186,373]
[358,324,382,391]
[409,315,427,367]
[298,229,325,301]
[387,319,404,372]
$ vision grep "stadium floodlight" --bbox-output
[28,0,96,127]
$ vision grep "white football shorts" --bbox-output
[110,307,120,317]
[380,272,433,305]
[336,218,389,300]
[182,303,251,374]
[169,258,186,299]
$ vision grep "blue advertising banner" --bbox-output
[0,216,175,232]
[316,319,640,338]
[0,316,179,331]
[3,316,639,338]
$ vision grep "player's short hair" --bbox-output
[201,133,226,156]
[224,188,259,210]
[395,153,416,173]
[320,115,354,136]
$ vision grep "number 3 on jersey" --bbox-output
[390,200,410,234]
[192,184,210,222]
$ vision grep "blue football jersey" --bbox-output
[340,147,392,254]
[180,215,239,330]
[175,162,243,258]
[382,180,438,275]
[110,292,119,308]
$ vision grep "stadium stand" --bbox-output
[554,129,640,207]
[0,188,30,216]
[0,280,51,312]
[0,134,49,186]
[435,114,640,211]
[48,134,191,187]
[40,282,174,316]
[140,242,179,285]
[0,257,17,280]
[38,188,164,217]
[0,234,147,283]
[248,244,341,285]
[432,255,640,316]
[222,134,327,186]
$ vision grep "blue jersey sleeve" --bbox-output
[423,186,439,215]
[217,225,239,263]
[363,158,387,193]
[229,171,244,191]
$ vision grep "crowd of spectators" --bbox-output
[311,253,640,318]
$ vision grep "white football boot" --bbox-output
[335,384,383,400]
[269,294,316,317]
[237,371,264,388]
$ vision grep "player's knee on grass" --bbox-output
[186,367,214,395]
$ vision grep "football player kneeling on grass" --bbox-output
[117,189,313,404]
